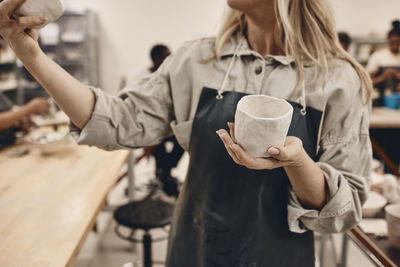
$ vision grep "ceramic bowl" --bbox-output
[385,203,400,250]
[31,132,72,156]
[362,191,387,218]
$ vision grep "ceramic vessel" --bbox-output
[362,191,387,217]
[234,95,293,158]
[15,0,64,27]
[385,203,400,250]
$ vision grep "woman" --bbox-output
[366,20,400,100]
[0,0,372,266]
[366,20,400,174]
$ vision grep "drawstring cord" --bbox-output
[300,78,307,115]
[217,37,244,100]
[217,36,308,117]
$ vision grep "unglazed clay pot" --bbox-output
[234,95,293,158]
[385,203,400,250]
[13,0,64,26]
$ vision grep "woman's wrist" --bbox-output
[18,45,45,67]
[286,147,309,169]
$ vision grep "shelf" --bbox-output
[0,79,18,92]
[62,9,88,16]
[0,8,99,105]
[352,37,386,45]
[56,60,89,67]
[0,62,16,72]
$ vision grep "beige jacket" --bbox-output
[70,35,372,234]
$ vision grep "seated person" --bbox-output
[0,93,48,150]
[366,20,400,105]
[127,44,183,197]
[0,39,48,150]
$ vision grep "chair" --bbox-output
[114,197,175,267]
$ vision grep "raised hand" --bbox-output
[0,0,47,59]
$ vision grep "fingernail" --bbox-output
[39,16,47,22]
[216,130,221,136]
[268,147,280,156]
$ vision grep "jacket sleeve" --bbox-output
[69,55,176,151]
[287,62,372,234]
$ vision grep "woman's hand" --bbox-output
[0,0,47,59]
[0,0,95,130]
[216,122,306,170]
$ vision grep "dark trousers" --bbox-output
[370,128,400,174]
[152,136,184,196]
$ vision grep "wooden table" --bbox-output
[326,108,400,266]
[370,107,400,176]
[370,107,400,128]
[344,227,399,267]
[0,128,130,267]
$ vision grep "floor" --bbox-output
[74,150,377,267]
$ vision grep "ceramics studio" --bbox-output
[0,0,400,266]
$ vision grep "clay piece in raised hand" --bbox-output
[13,0,64,27]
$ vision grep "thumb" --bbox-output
[267,146,281,157]
[267,137,303,161]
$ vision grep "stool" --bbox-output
[114,199,174,267]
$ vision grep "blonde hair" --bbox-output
[215,0,372,102]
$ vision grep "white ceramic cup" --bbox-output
[385,203,400,250]
[234,95,293,158]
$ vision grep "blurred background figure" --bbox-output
[0,41,48,150]
[338,31,352,52]
[127,44,183,198]
[126,44,171,88]
[0,92,48,150]
[366,20,400,106]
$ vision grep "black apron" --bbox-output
[166,87,322,267]
[0,93,17,150]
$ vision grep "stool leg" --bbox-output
[143,231,152,267]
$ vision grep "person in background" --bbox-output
[366,19,400,102]
[0,93,48,150]
[127,44,183,197]
[126,44,171,88]
[367,20,400,174]
[0,40,48,150]
[338,31,351,52]
[0,0,373,265]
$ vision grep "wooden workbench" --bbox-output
[370,107,400,129]
[0,128,130,266]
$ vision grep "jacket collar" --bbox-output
[220,34,297,66]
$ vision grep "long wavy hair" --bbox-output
[215,0,372,101]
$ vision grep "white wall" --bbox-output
[331,0,400,37]
[62,0,399,94]
[64,0,226,94]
